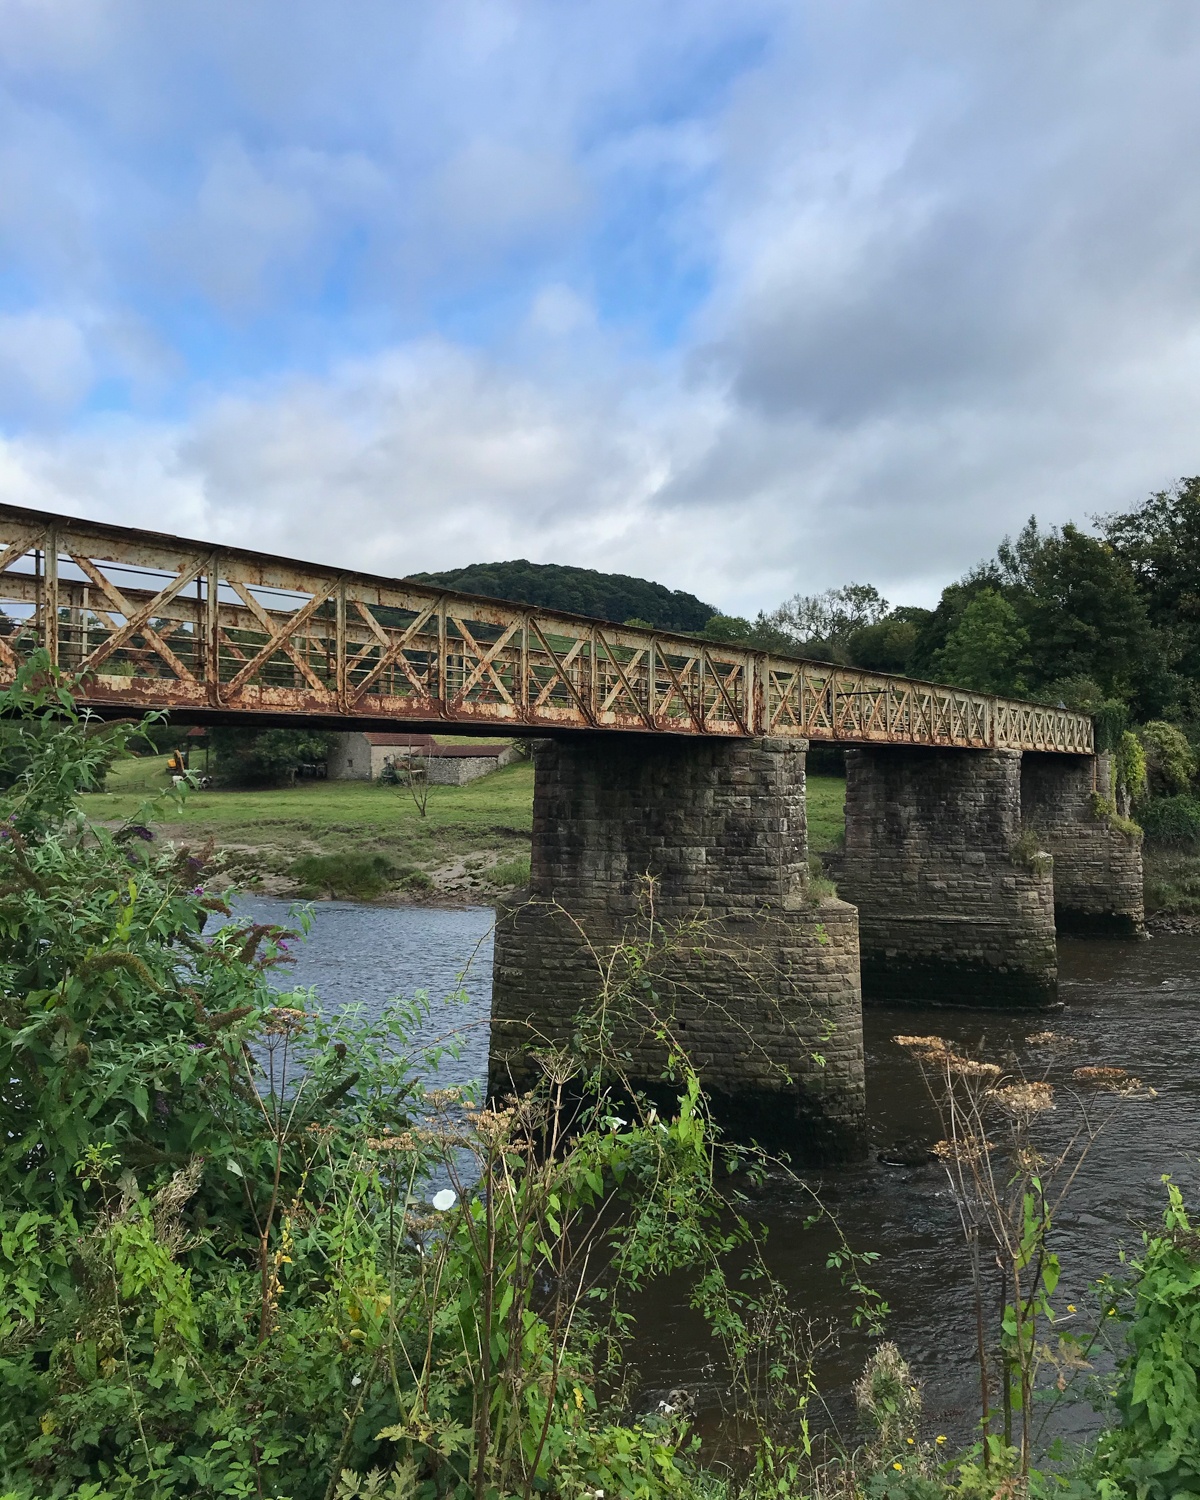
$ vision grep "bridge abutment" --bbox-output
[1020,752,1145,937]
[837,747,1058,1007]
[488,735,865,1156]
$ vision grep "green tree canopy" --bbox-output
[931,588,1029,695]
[1019,523,1153,698]
[1102,476,1200,717]
[210,727,332,787]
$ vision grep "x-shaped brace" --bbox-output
[349,600,438,701]
[73,553,203,681]
[226,581,338,695]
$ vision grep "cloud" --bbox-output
[0,311,92,417]
[0,0,1199,620]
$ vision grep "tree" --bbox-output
[414,559,716,632]
[847,610,928,675]
[698,612,798,653]
[210,726,332,786]
[1139,720,1196,798]
[1102,476,1200,718]
[931,589,1029,695]
[766,583,890,659]
[1020,524,1153,699]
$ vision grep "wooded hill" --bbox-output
[412,559,716,633]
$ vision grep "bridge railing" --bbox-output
[0,504,1092,753]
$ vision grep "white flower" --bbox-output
[431,1189,457,1212]
[351,1375,362,1387]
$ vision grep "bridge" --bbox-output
[0,503,1139,1156]
[0,502,1089,752]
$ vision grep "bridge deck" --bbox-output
[0,504,1091,753]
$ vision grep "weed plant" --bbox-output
[487,857,530,889]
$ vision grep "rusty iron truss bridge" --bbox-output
[0,503,1091,754]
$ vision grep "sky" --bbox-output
[1,1,1199,617]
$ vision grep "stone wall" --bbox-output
[488,735,865,1156]
[838,747,1058,1007]
[1020,752,1144,937]
[427,748,516,785]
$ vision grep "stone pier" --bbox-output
[1020,752,1144,937]
[488,735,865,1156]
[837,748,1057,1007]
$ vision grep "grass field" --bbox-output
[806,774,846,852]
[89,753,536,897]
[86,755,847,899]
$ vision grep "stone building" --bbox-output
[327,731,517,785]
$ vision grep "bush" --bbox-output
[488,855,530,887]
[289,850,399,898]
[1081,1183,1200,1500]
[1139,720,1196,797]
[1139,794,1200,845]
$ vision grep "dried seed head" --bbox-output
[424,1088,466,1112]
[945,1057,1002,1081]
[989,1080,1055,1120]
[894,1034,952,1057]
[367,1132,417,1152]
[471,1107,516,1143]
[263,1006,308,1036]
[932,1134,993,1163]
[1072,1066,1129,1085]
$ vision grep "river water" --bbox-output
[233,896,1199,1445]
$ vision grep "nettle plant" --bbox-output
[0,660,890,1500]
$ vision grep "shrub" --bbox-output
[1138,794,1200,846]
[290,851,397,898]
[1139,720,1196,797]
[1083,1182,1200,1500]
[1115,728,1148,812]
[488,855,530,887]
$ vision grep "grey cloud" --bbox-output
[2,0,1200,622]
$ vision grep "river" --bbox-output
[232,895,1198,1446]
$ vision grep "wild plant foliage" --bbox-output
[0,663,840,1499]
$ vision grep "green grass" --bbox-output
[87,753,535,875]
[806,774,846,851]
[88,756,846,896]
[489,855,531,888]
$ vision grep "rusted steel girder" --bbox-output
[0,502,1093,754]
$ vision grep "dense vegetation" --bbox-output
[412,559,716,633]
[704,477,1200,721]
[5,664,1200,1499]
[208,727,334,788]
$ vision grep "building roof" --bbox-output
[428,744,511,758]
[361,732,437,748]
[360,732,510,759]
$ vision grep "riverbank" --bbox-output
[89,752,537,902]
[1144,845,1200,928]
[88,753,852,903]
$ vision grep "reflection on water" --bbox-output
[229,898,1200,1442]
